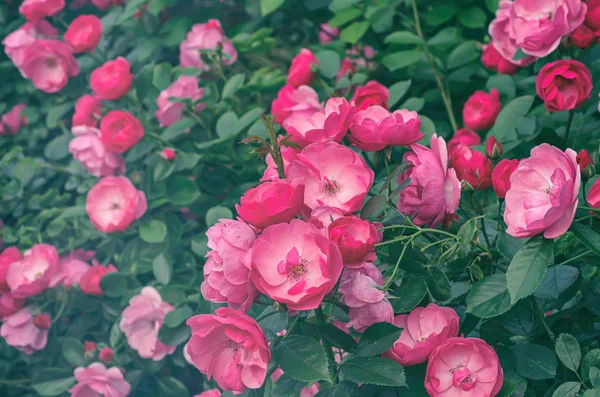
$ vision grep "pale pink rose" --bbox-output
[504,143,580,239]
[287,141,374,214]
[251,219,343,311]
[260,142,300,182]
[179,19,237,70]
[86,176,147,233]
[271,368,320,397]
[0,307,48,354]
[6,244,59,299]
[120,286,176,361]
[19,0,65,21]
[155,76,205,127]
[339,263,394,332]
[186,307,270,394]
[0,104,27,136]
[383,304,460,366]
[328,216,380,268]
[68,363,131,397]
[3,21,58,69]
[349,106,424,152]
[307,205,344,228]
[271,84,323,128]
[425,337,503,397]
[49,251,93,288]
[319,23,339,44]
[0,292,25,319]
[19,40,79,93]
[488,1,537,66]
[397,134,461,228]
[201,219,258,313]
[195,390,221,397]
[69,126,126,178]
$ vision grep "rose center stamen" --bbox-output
[288,257,307,280]
[225,337,240,352]
[322,178,341,195]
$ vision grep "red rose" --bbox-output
[536,60,592,113]
[569,23,596,48]
[481,44,519,75]
[462,89,501,131]
[32,312,51,329]
[577,149,595,179]
[64,15,103,53]
[450,144,493,191]
[492,158,519,199]
[350,81,389,111]
[99,347,114,362]
[80,263,117,296]
[287,48,318,88]
[100,110,144,153]
[90,57,134,100]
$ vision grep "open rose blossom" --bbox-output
[350,81,390,112]
[339,262,394,332]
[68,363,131,397]
[488,1,537,66]
[319,23,339,44]
[480,44,520,75]
[120,286,176,361]
[287,48,319,87]
[271,84,323,127]
[19,0,65,21]
[236,180,305,230]
[179,19,237,70]
[6,244,59,299]
[425,337,503,397]
[155,75,205,127]
[0,307,49,354]
[448,128,481,154]
[397,135,461,228]
[90,57,134,100]
[383,304,459,366]
[287,141,374,214]
[328,216,379,268]
[72,95,102,128]
[536,60,592,113]
[86,176,147,233]
[80,262,117,296]
[49,251,93,288]
[505,144,580,239]
[285,97,355,146]
[462,89,501,131]
[69,126,125,177]
[186,307,270,394]
[0,104,27,136]
[348,106,424,152]
[19,40,79,93]
[251,219,343,310]
[99,110,144,153]
[0,247,22,292]
[492,159,520,199]
[0,293,24,319]
[3,21,58,70]
[201,219,258,313]
[450,144,493,191]
[64,15,103,53]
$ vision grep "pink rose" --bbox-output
[0,104,27,136]
[86,176,147,233]
[251,219,343,310]
[287,48,319,87]
[271,84,323,127]
[587,177,600,208]
[260,139,300,182]
[3,21,58,70]
[481,44,520,75]
[99,347,114,362]
[448,128,481,154]
[187,307,270,394]
[120,286,176,361]
[90,57,134,100]
[49,252,93,288]
[383,304,459,366]
[425,337,503,397]
[161,148,176,161]
[339,262,394,332]
[195,390,221,397]
[236,180,305,230]
[462,89,501,131]
[179,19,237,70]
[350,81,389,112]
[319,23,339,44]
[0,292,25,320]
[80,262,117,296]
[32,312,51,329]
[0,307,48,354]
[6,244,59,299]
[336,57,356,82]
[155,75,205,127]
[285,97,355,146]
[450,144,493,191]
[307,205,344,229]
[536,59,592,113]
[397,135,461,228]
[287,141,374,214]
[271,368,320,397]
[328,216,379,268]
[64,15,103,54]
[346,45,376,71]
[505,144,580,239]
[492,159,520,199]
[586,0,600,32]
[91,0,124,10]
[488,1,537,66]
[0,247,22,292]
[348,106,424,152]
[99,110,144,154]
[69,126,126,178]
[72,95,102,128]
[201,219,258,313]
[19,0,65,21]
[569,23,596,48]
[68,363,131,397]
[20,40,79,93]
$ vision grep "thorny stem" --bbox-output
[262,115,287,179]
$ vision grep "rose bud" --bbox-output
[84,341,97,354]
[64,15,103,53]
[480,44,519,75]
[99,110,144,153]
[448,128,481,154]
[569,23,596,48]
[19,0,65,21]
[32,312,51,329]
[287,48,319,88]
[161,148,176,161]
[80,261,117,296]
[90,57,134,100]
[486,136,503,159]
[462,89,501,131]
[72,95,102,128]
[450,144,493,191]
[328,216,379,268]
[350,81,390,112]
[536,60,592,113]
[492,159,519,199]
[99,347,114,362]
[577,149,595,179]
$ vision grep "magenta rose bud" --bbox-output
[425,337,503,397]
[319,23,339,44]
[72,95,102,128]
[161,148,176,161]
[99,110,144,153]
[0,247,22,292]
[383,304,459,366]
[349,106,424,152]
[68,363,131,397]
[486,136,503,159]
[328,216,379,268]
[84,341,97,356]
[80,262,117,296]
[19,0,65,21]
[0,104,27,136]
[0,307,49,354]
[2,21,58,70]
[186,307,270,394]
[64,15,103,53]
[6,244,59,299]
[120,287,176,361]
[577,149,595,179]
[251,220,343,311]
[505,144,580,239]
[271,84,323,127]
[32,312,51,329]
[90,57,134,100]
[287,48,319,88]
[492,159,519,199]
[179,19,237,71]
[155,76,205,127]
[236,180,305,230]
[350,81,390,112]
[69,126,126,178]
[462,89,501,131]
[448,128,481,154]
[86,176,147,233]
[450,144,493,191]
[19,40,79,93]
[536,60,592,113]
[201,219,258,313]
[99,347,114,363]
[480,44,519,75]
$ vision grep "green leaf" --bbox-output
[222,73,246,99]
[164,306,193,328]
[535,265,579,299]
[153,254,172,284]
[257,307,288,334]
[384,31,422,45]
[157,375,190,397]
[271,336,331,383]
[62,337,86,367]
[513,48,529,61]
[457,217,478,246]
[428,27,461,46]
[487,74,516,98]
[44,134,71,161]
[582,349,600,383]
[426,267,451,301]
[391,279,428,313]
[261,0,285,16]
[32,368,76,396]
[153,62,172,91]
[551,382,581,397]
[158,324,191,346]
[571,223,600,257]
[205,206,233,226]
[46,103,72,128]
[162,118,196,140]
[466,273,513,318]
[110,322,124,347]
[100,272,128,298]
[447,41,479,69]
[320,323,356,352]
[387,80,412,108]
[590,368,600,388]
[329,7,362,27]
[153,161,176,182]
[511,344,558,380]
[457,7,487,28]
[340,21,370,44]
[555,334,581,373]
[13,157,39,185]
[166,175,200,206]
[400,97,425,112]
[315,50,341,80]
[340,357,405,387]
[506,236,554,304]
[496,231,524,260]
[216,111,239,139]
[486,95,534,141]
[382,50,421,71]
[582,390,600,397]
[139,219,167,243]
[356,322,403,357]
